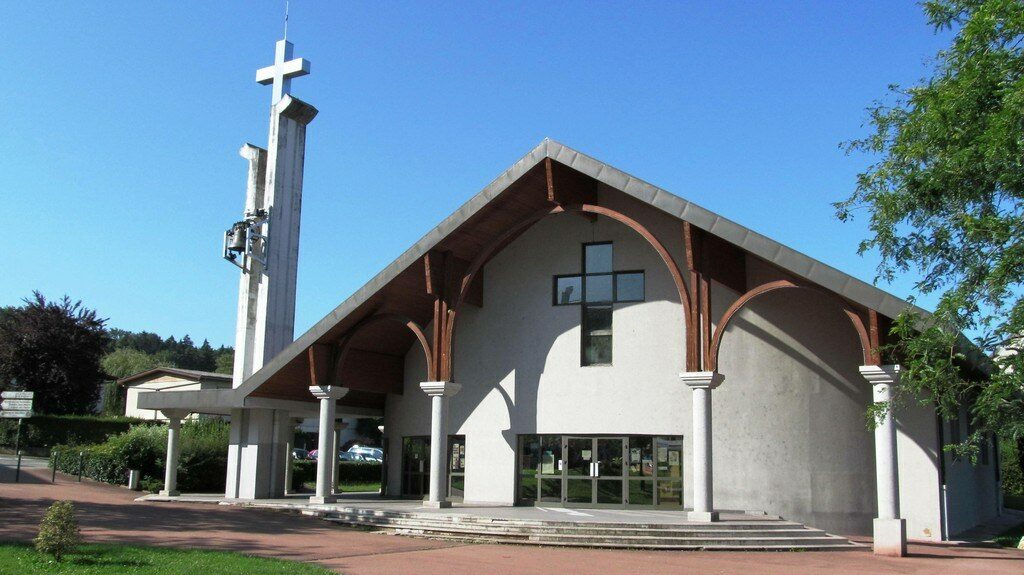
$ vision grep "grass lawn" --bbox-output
[0,543,335,574]
[300,481,381,493]
[338,481,380,493]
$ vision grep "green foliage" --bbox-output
[50,419,230,493]
[0,415,154,455]
[2,543,336,574]
[354,417,384,445]
[98,382,124,416]
[100,348,162,380]
[107,329,232,374]
[290,460,382,491]
[34,501,81,562]
[1001,436,1024,495]
[0,292,109,414]
[214,352,234,375]
[837,0,1024,455]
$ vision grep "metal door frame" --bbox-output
[562,435,627,508]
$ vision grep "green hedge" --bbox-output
[0,415,155,455]
[50,419,229,493]
[291,460,381,491]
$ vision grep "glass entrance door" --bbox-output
[401,436,429,498]
[563,436,626,506]
[403,435,465,500]
[517,434,682,508]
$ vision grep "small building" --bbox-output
[119,368,232,421]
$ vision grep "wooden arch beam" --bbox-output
[439,202,696,380]
[333,313,434,383]
[707,279,874,372]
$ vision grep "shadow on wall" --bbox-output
[445,212,683,496]
[713,288,877,536]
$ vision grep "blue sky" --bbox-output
[1,1,949,348]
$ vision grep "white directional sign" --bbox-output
[1,391,33,399]
[1,391,33,418]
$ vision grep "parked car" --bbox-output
[339,451,365,462]
[292,448,309,460]
[348,445,383,462]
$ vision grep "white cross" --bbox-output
[256,40,310,105]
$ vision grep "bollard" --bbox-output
[51,450,57,483]
[128,469,140,491]
[15,451,22,483]
[77,451,84,482]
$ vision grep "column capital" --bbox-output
[679,371,724,390]
[420,381,462,397]
[160,409,190,421]
[309,385,348,400]
[859,364,901,386]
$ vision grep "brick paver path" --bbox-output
[2,466,1022,574]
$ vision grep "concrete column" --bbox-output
[860,364,907,557]
[332,421,349,495]
[419,381,461,508]
[159,410,189,497]
[680,371,724,522]
[283,417,303,495]
[309,386,348,504]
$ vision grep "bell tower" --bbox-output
[221,37,316,500]
[224,39,316,388]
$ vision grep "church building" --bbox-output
[140,39,1001,556]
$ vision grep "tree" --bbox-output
[214,351,234,375]
[355,417,384,446]
[100,348,161,380]
[836,0,1024,460]
[0,292,109,414]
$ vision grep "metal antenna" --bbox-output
[283,0,290,40]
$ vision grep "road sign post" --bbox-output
[1,392,34,455]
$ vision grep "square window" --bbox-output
[585,243,613,274]
[615,272,644,302]
[585,274,613,303]
[554,276,582,305]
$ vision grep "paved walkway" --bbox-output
[2,466,1022,574]
[142,491,783,525]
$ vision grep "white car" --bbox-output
[348,445,383,462]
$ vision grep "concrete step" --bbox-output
[321,507,801,530]
[316,508,859,550]
[385,529,860,551]
[325,514,831,538]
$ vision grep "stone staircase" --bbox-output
[306,506,860,551]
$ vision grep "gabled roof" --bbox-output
[117,367,232,386]
[234,139,927,401]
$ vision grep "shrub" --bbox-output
[291,460,381,490]
[34,500,82,562]
[50,419,230,493]
[0,414,155,455]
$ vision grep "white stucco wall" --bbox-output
[382,191,966,538]
[124,376,228,420]
[943,407,1001,537]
